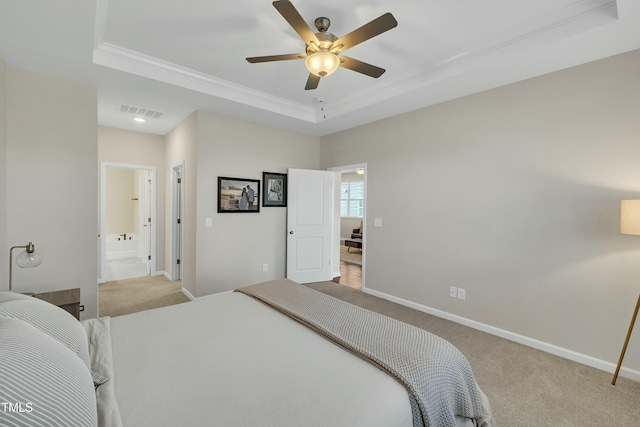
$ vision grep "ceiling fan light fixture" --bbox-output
[305,51,340,77]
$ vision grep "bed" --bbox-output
[0,279,493,427]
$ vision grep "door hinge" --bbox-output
[177,178,182,184]
[148,217,151,223]
[177,218,181,224]
[148,255,151,260]
[176,259,181,265]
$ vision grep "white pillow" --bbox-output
[0,317,98,426]
[0,291,31,303]
[0,292,91,371]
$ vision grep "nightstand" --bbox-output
[33,288,82,320]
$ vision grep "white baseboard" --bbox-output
[181,287,196,301]
[364,288,640,382]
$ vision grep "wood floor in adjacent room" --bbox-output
[336,260,362,290]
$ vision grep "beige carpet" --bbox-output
[340,244,362,265]
[99,275,189,317]
[305,281,640,427]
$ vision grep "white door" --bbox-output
[286,168,334,283]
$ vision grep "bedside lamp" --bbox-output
[612,201,640,384]
[9,242,43,292]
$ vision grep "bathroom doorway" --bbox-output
[100,162,157,283]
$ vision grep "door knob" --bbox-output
[289,230,294,234]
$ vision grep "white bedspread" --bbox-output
[85,288,491,427]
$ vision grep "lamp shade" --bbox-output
[16,248,43,268]
[9,241,43,292]
[620,200,640,235]
[305,51,340,77]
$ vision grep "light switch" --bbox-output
[205,217,212,227]
[374,218,382,227]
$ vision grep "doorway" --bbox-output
[100,162,157,283]
[329,164,366,291]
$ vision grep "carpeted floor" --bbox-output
[306,280,640,427]
[99,275,189,317]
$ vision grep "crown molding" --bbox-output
[93,42,318,122]
[328,0,618,119]
[93,0,617,125]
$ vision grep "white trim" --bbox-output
[92,0,615,124]
[93,42,316,123]
[364,287,640,382]
[171,161,185,281]
[181,286,196,301]
[100,162,157,283]
[328,163,367,291]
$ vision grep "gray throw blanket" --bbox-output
[235,279,486,427]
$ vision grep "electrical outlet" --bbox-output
[457,288,466,300]
[262,263,268,272]
[449,286,458,298]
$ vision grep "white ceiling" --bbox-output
[1,0,639,137]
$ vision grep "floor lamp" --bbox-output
[9,242,43,292]
[612,200,640,385]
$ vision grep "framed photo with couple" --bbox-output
[217,177,260,213]
[262,172,287,207]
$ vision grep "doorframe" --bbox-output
[99,162,157,284]
[138,171,152,274]
[327,163,367,290]
[286,168,335,283]
[170,161,185,281]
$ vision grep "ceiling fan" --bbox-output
[246,1,398,90]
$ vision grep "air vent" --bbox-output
[117,104,164,119]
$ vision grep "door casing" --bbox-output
[99,162,157,284]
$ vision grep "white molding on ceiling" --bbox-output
[93,0,617,124]
[93,0,109,49]
[327,0,618,119]
[93,42,318,123]
[93,0,316,122]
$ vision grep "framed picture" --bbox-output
[218,177,260,213]
[262,172,287,207]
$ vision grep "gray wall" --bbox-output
[194,112,320,296]
[3,48,639,376]
[165,112,198,296]
[0,56,7,287]
[105,168,137,234]
[320,50,640,374]
[98,126,167,274]
[5,66,98,319]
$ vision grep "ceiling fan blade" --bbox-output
[332,13,398,53]
[339,56,385,78]
[273,1,320,46]
[305,74,320,90]
[246,53,305,63]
